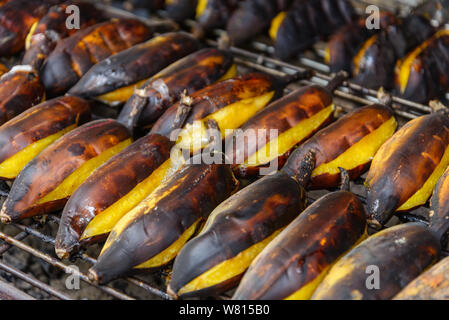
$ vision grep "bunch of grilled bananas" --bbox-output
[0,0,447,301]
[154,0,449,104]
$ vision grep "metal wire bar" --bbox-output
[0,231,29,256]
[0,278,35,300]
[13,217,171,300]
[0,230,135,300]
[0,261,72,300]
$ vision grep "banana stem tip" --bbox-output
[88,268,100,285]
[55,248,70,260]
[367,218,383,231]
[0,213,11,224]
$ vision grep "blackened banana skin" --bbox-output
[353,14,435,90]
[0,66,45,125]
[326,12,397,73]
[164,0,197,22]
[150,73,279,137]
[0,119,131,223]
[312,223,441,300]
[194,0,239,35]
[232,189,367,300]
[22,2,107,70]
[366,113,449,228]
[117,48,234,130]
[226,0,292,45]
[395,30,449,103]
[168,169,309,298]
[0,0,63,56]
[394,256,449,300]
[89,161,239,285]
[55,134,173,257]
[41,19,153,97]
[283,104,396,189]
[131,0,165,10]
[274,0,356,61]
[68,32,199,100]
[429,166,449,242]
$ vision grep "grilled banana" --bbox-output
[0,96,91,180]
[312,223,441,300]
[68,32,200,106]
[193,0,239,37]
[168,151,315,298]
[22,2,107,70]
[88,160,239,284]
[224,0,292,46]
[117,48,235,130]
[366,112,449,228]
[41,18,153,96]
[227,82,336,178]
[270,0,356,61]
[0,0,62,56]
[150,72,299,149]
[55,134,173,258]
[0,66,45,125]
[283,103,397,189]
[395,30,449,103]
[326,12,397,73]
[352,14,435,90]
[0,119,132,223]
[232,179,367,300]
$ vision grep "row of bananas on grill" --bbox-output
[150,0,449,104]
[0,0,447,301]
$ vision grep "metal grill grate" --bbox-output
[0,0,447,300]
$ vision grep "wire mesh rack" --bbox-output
[0,0,447,300]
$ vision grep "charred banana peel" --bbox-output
[22,2,107,70]
[232,169,367,300]
[312,223,441,300]
[0,65,45,125]
[164,0,198,22]
[227,82,335,178]
[0,119,132,224]
[429,162,449,243]
[366,110,449,229]
[0,0,62,57]
[193,0,239,38]
[55,134,173,258]
[270,0,357,61]
[0,96,91,180]
[395,29,449,103]
[168,151,315,299]
[41,18,153,97]
[224,0,292,46]
[352,14,435,90]
[227,71,350,178]
[88,160,239,284]
[283,102,397,189]
[326,12,397,73]
[394,256,449,300]
[117,47,235,130]
[68,32,200,106]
